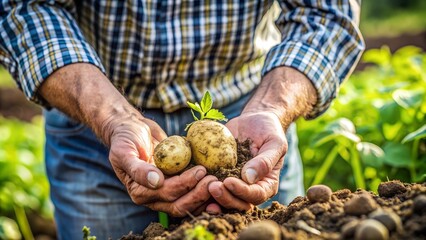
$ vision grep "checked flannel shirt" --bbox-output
[0,0,364,118]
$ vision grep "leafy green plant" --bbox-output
[185,225,214,240]
[0,116,51,239]
[82,226,97,240]
[298,46,426,192]
[185,91,227,130]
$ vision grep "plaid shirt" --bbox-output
[0,0,363,117]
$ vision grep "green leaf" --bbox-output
[392,89,423,109]
[200,91,213,112]
[379,102,400,125]
[356,142,384,168]
[402,124,426,143]
[205,109,227,122]
[187,101,202,114]
[0,216,22,240]
[362,46,391,66]
[311,118,360,147]
[383,142,411,168]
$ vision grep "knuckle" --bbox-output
[170,205,185,217]
[258,157,273,173]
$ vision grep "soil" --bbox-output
[121,180,426,240]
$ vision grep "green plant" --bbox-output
[0,116,51,239]
[185,225,214,240]
[186,91,227,130]
[298,46,426,192]
[82,226,97,240]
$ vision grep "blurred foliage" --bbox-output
[0,116,51,239]
[360,0,426,37]
[0,66,14,87]
[298,46,426,192]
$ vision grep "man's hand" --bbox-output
[106,114,217,216]
[208,66,317,211]
[208,112,287,211]
[39,63,216,217]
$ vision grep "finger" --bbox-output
[120,156,165,189]
[142,118,167,142]
[127,165,207,205]
[157,165,207,202]
[223,177,279,205]
[147,175,217,217]
[205,203,222,215]
[241,138,286,184]
[208,181,252,211]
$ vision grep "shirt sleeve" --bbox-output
[262,0,365,119]
[0,1,105,107]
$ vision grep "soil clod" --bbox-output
[378,180,407,198]
[344,193,378,216]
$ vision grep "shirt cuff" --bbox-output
[261,41,339,119]
[16,37,105,107]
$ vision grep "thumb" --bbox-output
[241,138,286,184]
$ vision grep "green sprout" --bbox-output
[184,225,214,240]
[185,91,227,131]
[82,226,96,240]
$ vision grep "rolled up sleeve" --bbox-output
[262,0,364,118]
[0,1,105,107]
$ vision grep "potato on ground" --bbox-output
[187,120,237,171]
[154,136,191,175]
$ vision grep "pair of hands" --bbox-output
[108,110,287,216]
[39,63,315,217]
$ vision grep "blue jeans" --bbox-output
[44,92,303,240]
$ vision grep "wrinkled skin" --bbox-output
[206,66,317,213]
[207,112,287,211]
[107,113,218,217]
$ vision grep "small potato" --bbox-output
[238,220,281,240]
[154,136,191,175]
[307,185,332,203]
[187,120,237,171]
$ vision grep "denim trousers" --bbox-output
[43,92,304,240]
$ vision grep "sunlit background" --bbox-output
[1,1,425,239]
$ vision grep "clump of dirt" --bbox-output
[122,181,426,240]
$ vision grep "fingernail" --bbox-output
[147,171,160,188]
[195,169,206,181]
[245,168,258,184]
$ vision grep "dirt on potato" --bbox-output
[118,140,426,240]
[121,180,426,240]
[181,139,252,181]
[211,139,253,181]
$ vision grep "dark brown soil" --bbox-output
[121,180,426,240]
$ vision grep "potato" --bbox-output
[153,135,191,175]
[187,120,237,171]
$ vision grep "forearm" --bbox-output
[243,66,317,130]
[39,63,141,146]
